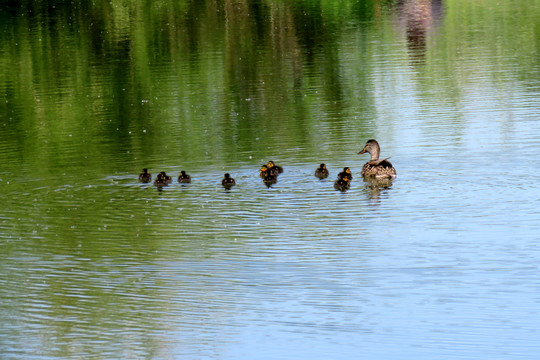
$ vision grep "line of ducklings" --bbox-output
[139,160,283,190]
[140,169,236,189]
[138,139,396,191]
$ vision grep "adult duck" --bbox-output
[358,139,397,178]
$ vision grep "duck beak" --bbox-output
[358,148,366,154]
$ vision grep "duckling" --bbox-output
[139,168,152,183]
[221,173,236,188]
[154,172,168,187]
[178,170,191,183]
[267,160,283,175]
[260,163,278,178]
[262,172,278,187]
[358,139,397,178]
[260,165,270,178]
[334,174,351,191]
[337,167,353,180]
[159,171,173,184]
[315,164,329,179]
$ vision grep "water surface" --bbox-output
[1,0,540,359]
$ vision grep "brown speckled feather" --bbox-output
[358,139,397,178]
[361,159,396,178]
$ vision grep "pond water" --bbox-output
[1,0,540,359]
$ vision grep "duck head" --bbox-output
[358,139,381,161]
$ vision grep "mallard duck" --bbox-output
[337,167,353,180]
[160,171,173,184]
[259,164,277,178]
[358,139,397,178]
[334,174,351,191]
[314,164,329,179]
[267,160,283,175]
[154,172,168,187]
[178,170,191,183]
[222,173,236,188]
[262,172,278,187]
[139,168,151,183]
[260,165,270,178]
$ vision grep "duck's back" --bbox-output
[361,160,396,178]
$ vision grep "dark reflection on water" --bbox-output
[395,0,444,64]
[2,0,540,359]
[361,177,395,204]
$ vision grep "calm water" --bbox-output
[1,0,540,359]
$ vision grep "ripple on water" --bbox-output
[2,154,540,360]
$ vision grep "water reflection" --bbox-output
[362,177,394,203]
[395,0,444,63]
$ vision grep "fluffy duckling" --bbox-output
[260,165,271,178]
[221,173,236,188]
[178,170,191,183]
[315,164,329,179]
[358,139,397,178]
[334,174,351,191]
[139,168,152,183]
[263,172,278,187]
[337,167,353,180]
[260,164,279,178]
[267,160,283,175]
[159,171,173,184]
[154,172,168,187]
